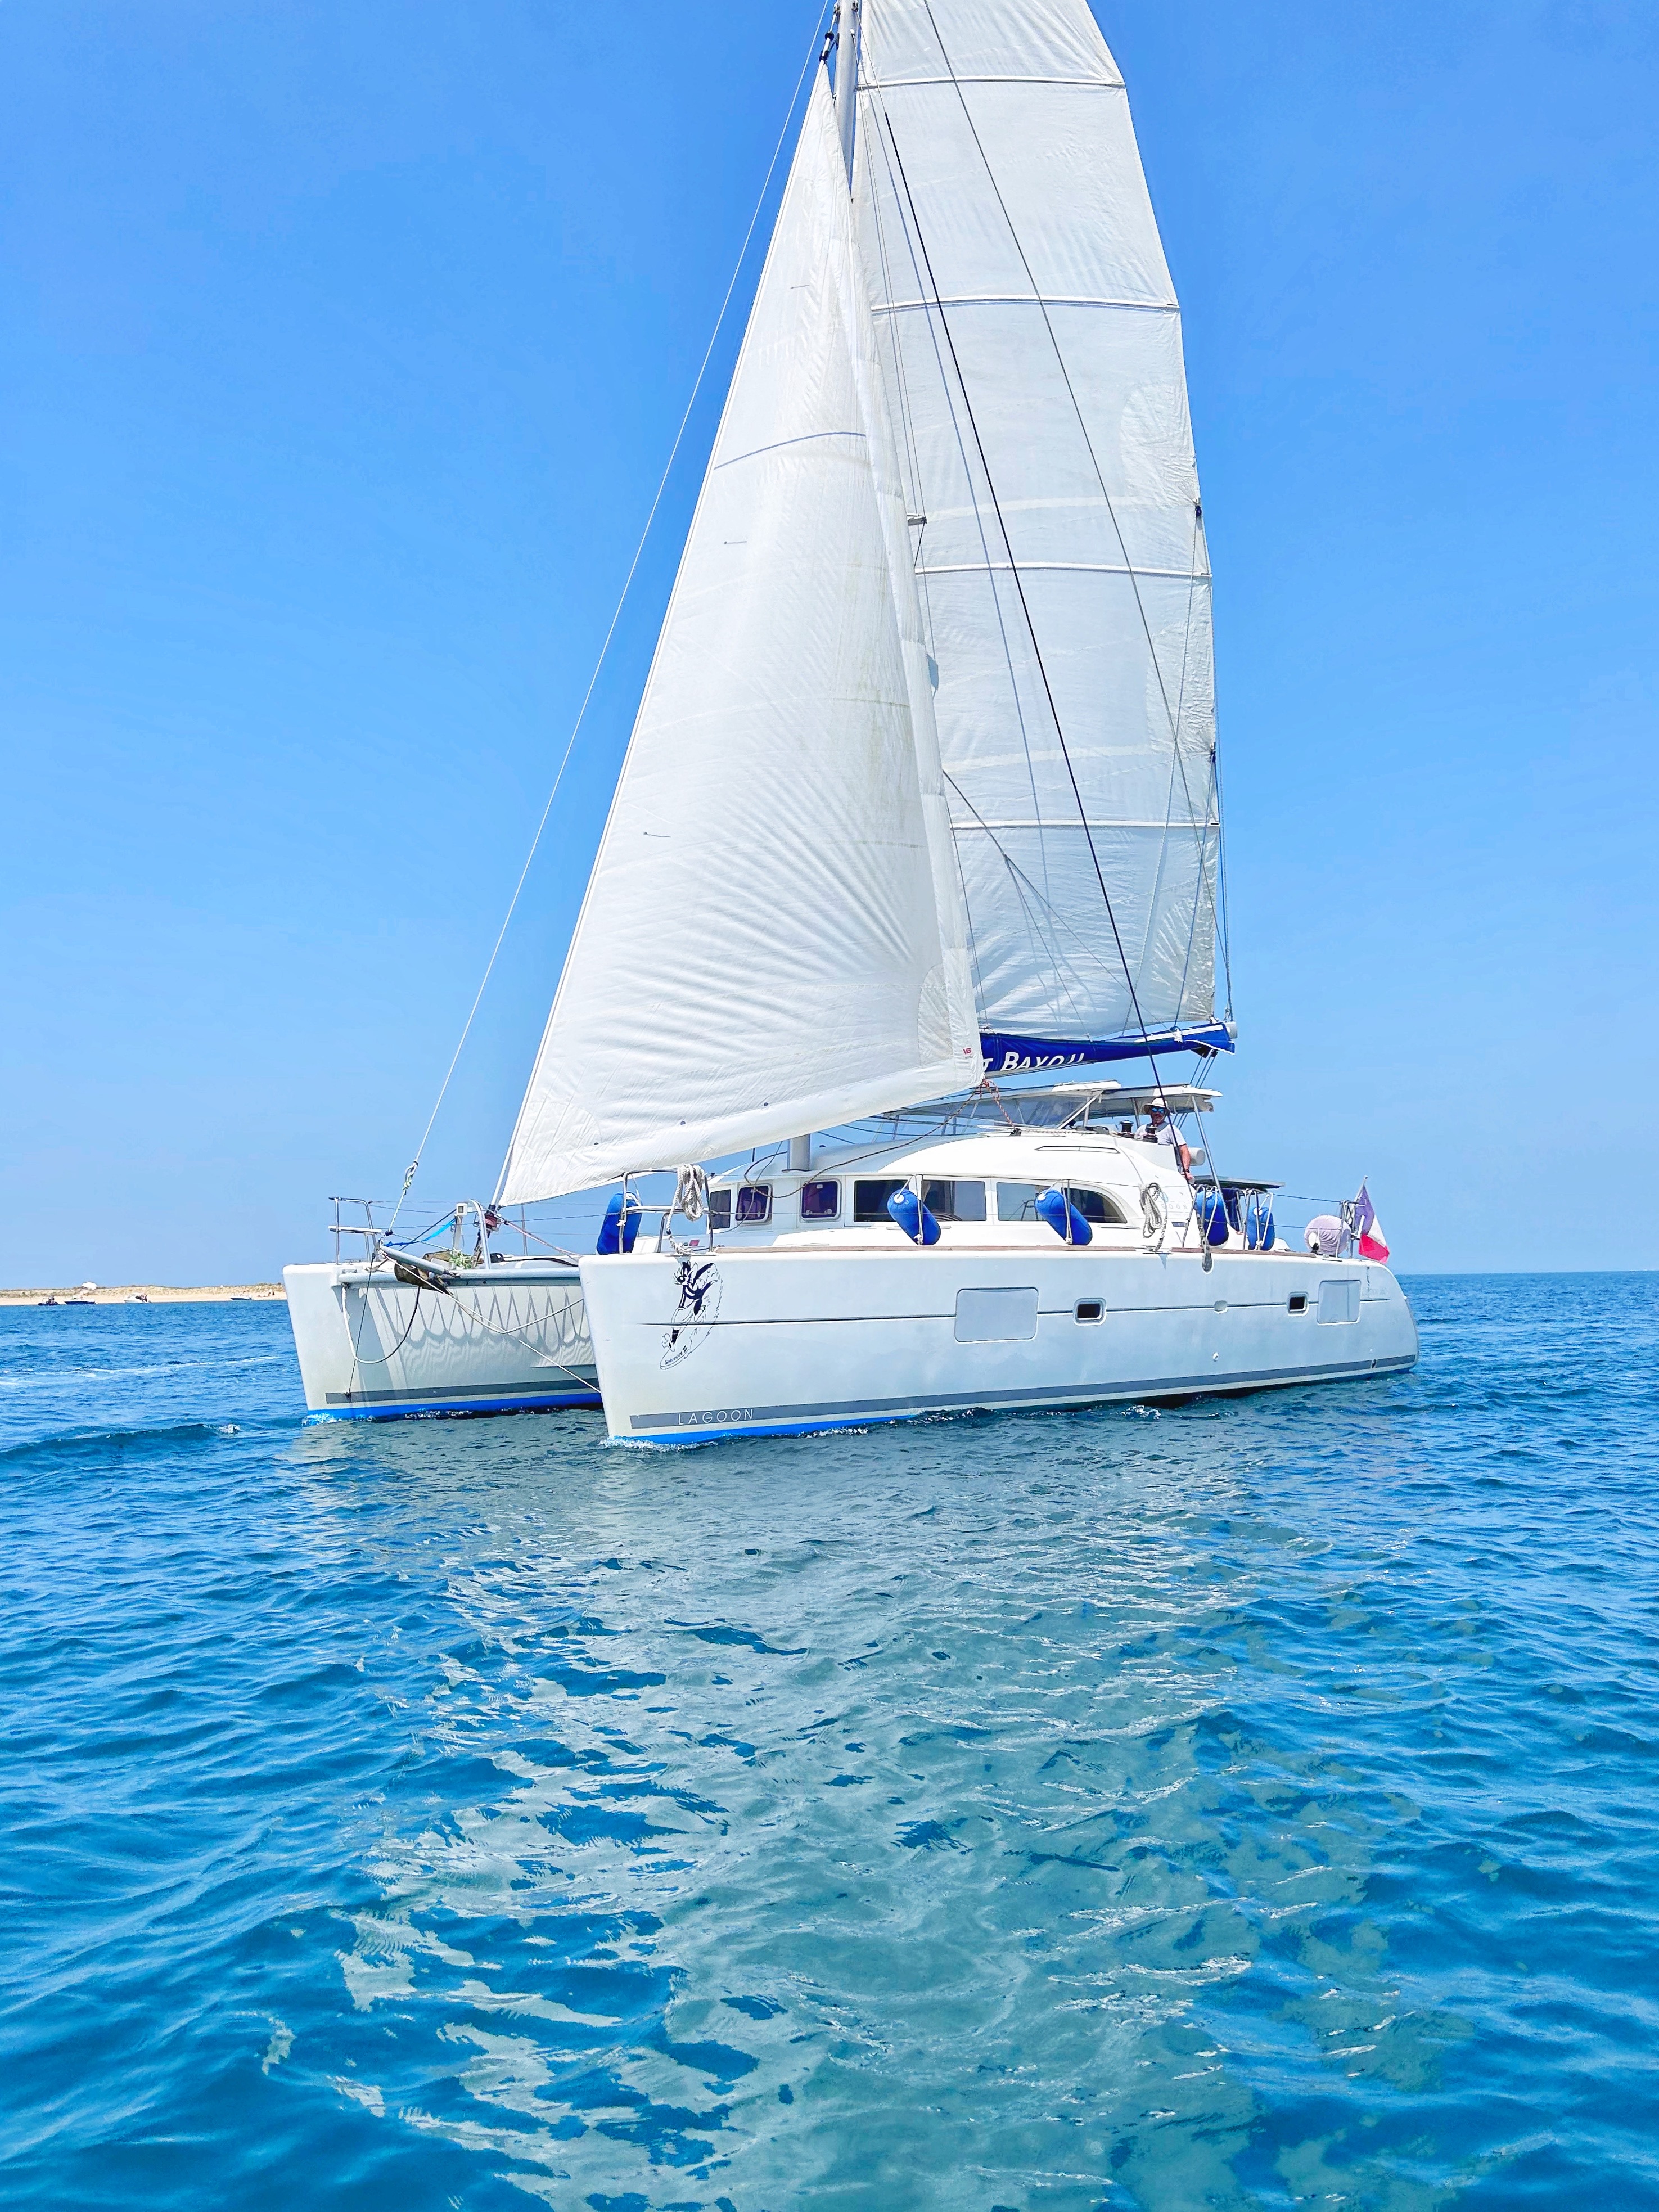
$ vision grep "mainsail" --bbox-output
[852,0,1228,1071]
[498,71,981,1208]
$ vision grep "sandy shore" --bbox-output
[0,1284,286,1307]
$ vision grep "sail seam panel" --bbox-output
[882,112,1163,1062]
[922,21,1205,793]
[858,89,995,1037]
[943,774,1170,1015]
[712,427,868,469]
[918,2,1223,1018]
[947,774,1100,1034]
[917,561,1209,582]
[1164,506,1220,1019]
[873,294,1178,314]
[957,819,1220,832]
[862,74,1121,89]
[865,107,1061,939]
[853,0,1221,1048]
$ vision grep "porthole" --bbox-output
[1075,1299,1105,1323]
[735,1183,771,1225]
[1288,1294,1307,1315]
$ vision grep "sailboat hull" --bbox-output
[283,1263,599,1420]
[579,1247,1418,1445]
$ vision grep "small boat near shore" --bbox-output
[285,0,1416,1431]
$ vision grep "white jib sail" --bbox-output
[498,69,981,1208]
[853,0,1223,1051]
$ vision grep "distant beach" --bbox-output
[1,1284,285,1306]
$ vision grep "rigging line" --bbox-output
[989,844,1096,1037]
[860,85,929,587]
[867,111,1054,913]
[344,1276,593,1389]
[1153,507,1198,990]
[1210,593,1236,1017]
[342,1276,423,1384]
[1166,506,1221,1015]
[943,769,1130,1021]
[859,98,992,1024]
[921,3,1216,897]
[386,0,833,1232]
[882,127,1177,1112]
[1169,512,1227,999]
[1192,505,1231,1008]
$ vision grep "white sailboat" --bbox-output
[285,0,1417,1431]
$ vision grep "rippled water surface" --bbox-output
[3,1276,1657,2210]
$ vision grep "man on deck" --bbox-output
[1146,1103,1193,1178]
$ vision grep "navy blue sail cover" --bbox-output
[979,1024,1236,1076]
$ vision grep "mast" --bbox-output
[833,0,860,186]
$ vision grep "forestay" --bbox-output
[499,72,980,1207]
[853,0,1227,1070]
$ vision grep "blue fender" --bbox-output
[1036,1187,1093,1246]
[1241,1196,1276,1251]
[597,1192,643,1255]
[1195,1192,1230,1247]
[887,1187,941,1245]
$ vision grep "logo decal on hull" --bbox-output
[661,1259,722,1369]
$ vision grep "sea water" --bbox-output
[2,1277,1656,2211]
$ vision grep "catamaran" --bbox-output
[285,0,1417,1431]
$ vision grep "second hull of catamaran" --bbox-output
[580,1244,1417,1447]
[284,1261,598,1420]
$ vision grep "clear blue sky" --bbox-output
[3,1,1655,1283]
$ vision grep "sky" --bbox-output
[2,0,1655,1284]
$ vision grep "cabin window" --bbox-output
[800,1179,839,1221]
[1288,1293,1307,1315]
[708,1190,731,1231]
[1318,1278,1359,1325]
[1065,1186,1127,1227]
[997,1182,1042,1223]
[735,1183,772,1225]
[854,1177,908,1223]
[1075,1299,1105,1323]
[922,1178,987,1222]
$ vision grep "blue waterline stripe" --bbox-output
[307,1388,600,1422]
[322,1376,596,1406]
[629,1355,1414,1439]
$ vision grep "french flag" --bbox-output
[1354,1181,1390,1263]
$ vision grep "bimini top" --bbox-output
[1057,1084,1220,1120]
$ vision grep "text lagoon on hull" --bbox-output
[286,0,1417,1429]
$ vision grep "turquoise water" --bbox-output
[3,1277,1656,2210]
